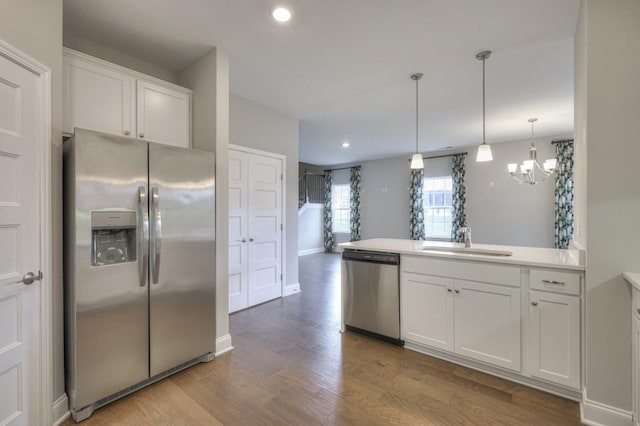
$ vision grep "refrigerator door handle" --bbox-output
[137,186,149,287]
[150,187,162,284]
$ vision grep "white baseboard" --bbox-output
[284,282,301,296]
[581,390,633,426]
[53,393,69,426]
[215,334,234,356]
[298,247,324,256]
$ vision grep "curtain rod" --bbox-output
[407,152,468,162]
[324,165,361,172]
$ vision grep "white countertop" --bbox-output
[338,238,585,271]
[624,272,640,291]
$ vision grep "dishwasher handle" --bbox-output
[342,250,399,265]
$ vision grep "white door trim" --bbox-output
[229,144,287,299]
[0,39,53,426]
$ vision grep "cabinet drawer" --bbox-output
[402,255,521,288]
[530,269,581,296]
[633,288,640,320]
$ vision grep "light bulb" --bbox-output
[544,158,557,171]
[410,153,424,169]
[272,7,292,22]
[476,143,493,162]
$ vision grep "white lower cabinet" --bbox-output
[454,280,521,371]
[401,256,584,394]
[401,273,454,352]
[526,290,580,389]
[401,271,521,372]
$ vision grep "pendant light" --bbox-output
[475,50,493,162]
[410,72,424,169]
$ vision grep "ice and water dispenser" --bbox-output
[91,211,137,266]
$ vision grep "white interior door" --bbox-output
[228,150,249,313]
[248,154,283,306]
[0,48,42,425]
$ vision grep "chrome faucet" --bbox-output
[459,226,472,248]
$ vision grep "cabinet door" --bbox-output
[454,280,521,371]
[401,273,454,351]
[136,80,190,147]
[527,291,580,389]
[228,150,249,313]
[63,56,135,137]
[634,315,640,426]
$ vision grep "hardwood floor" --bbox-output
[64,253,581,425]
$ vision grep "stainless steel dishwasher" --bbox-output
[342,250,402,345]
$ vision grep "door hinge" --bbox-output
[280,223,283,231]
[280,274,283,281]
[280,173,283,181]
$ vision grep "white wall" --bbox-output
[573,2,588,250]
[178,49,231,354]
[0,0,65,408]
[327,135,567,248]
[64,32,179,83]
[466,135,562,248]
[578,0,640,416]
[298,204,323,255]
[229,95,299,289]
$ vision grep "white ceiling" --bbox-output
[63,0,579,166]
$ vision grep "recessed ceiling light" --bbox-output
[342,142,350,148]
[272,7,292,22]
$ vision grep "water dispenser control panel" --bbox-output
[91,211,137,266]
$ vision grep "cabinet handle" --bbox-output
[454,289,460,294]
[447,288,452,293]
[532,301,538,306]
[542,279,565,285]
[124,130,130,135]
[139,133,145,138]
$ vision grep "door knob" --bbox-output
[124,130,130,135]
[454,289,460,294]
[19,271,42,285]
[249,237,254,242]
[447,288,452,293]
[532,301,538,306]
[238,238,247,243]
[139,133,145,138]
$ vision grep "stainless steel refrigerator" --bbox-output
[63,128,216,422]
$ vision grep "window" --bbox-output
[331,184,350,233]
[423,176,453,239]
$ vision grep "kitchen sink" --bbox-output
[420,246,513,257]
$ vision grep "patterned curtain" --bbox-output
[554,140,574,249]
[349,166,362,241]
[409,168,425,240]
[323,170,334,252]
[451,153,467,243]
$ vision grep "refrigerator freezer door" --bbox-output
[148,143,216,376]
[65,129,149,410]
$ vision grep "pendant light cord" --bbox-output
[482,57,486,145]
[415,77,419,153]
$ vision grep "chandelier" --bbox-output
[507,118,557,185]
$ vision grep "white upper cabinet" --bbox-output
[63,54,135,137]
[136,80,190,147]
[63,48,191,148]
